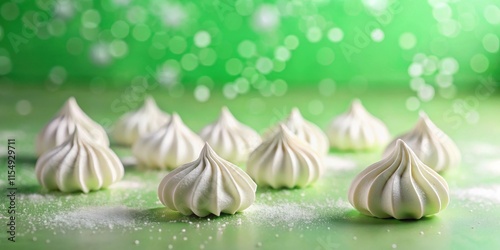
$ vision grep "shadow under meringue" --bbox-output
[138,207,236,223]
[327,209,439,225]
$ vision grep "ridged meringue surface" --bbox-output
[199,107,261,164]
[158,143,257,217]
[112,96,170,146]
[348,139,450,219]
[383,112,461,173]
[36,97,109,156]
[266,108,329,156]
[247,124,323,189]
[132,113,204,170]
[35,128,124,193]
[327,99,390,150]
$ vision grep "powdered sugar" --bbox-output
[451,185,500,209]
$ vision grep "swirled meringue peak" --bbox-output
[158,143,257,217]
[35,128,124,193]
[36,97,109,156]
[247,124,323,189]
[383,112,461,173]
[199,107,261,164]
[112,96,170,146]
[132,113,204,170]
[327,99,390,151]
[265,108,329,156]
[348,139,449,220]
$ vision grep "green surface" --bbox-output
[1,85,500,250]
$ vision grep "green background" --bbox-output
[0,0,499,89]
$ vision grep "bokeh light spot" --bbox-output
[399,32,416,50]
[111,20,130,39]
[470,54,489,73]
[327,28,344,43]
[226,58,243,76]
[0,56,12,75]
[256,57,274,74]
[482,33,499,53]
[406,97,420,111]
[16,100,32,116]
[194,85,210,102]
[238,40,257,58]
[194,31,211,48]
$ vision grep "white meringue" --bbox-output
[112,96,169,146]
[158,143,257,217]
[327,99,390,150]
[199,107,261,164]
[349,139,449,220]
[35,128,124,193]
[266,108,329,156]
[132,113,204,170]
[383,112,461,173]
[36,97,109,156]
[247,124,323,189]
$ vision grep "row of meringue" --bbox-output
[35,98,124,193]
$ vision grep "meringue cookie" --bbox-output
[36,97,109,156]
[349,139,449,219]
[383,112,461,173]
[266,108,329,156]
[132,113,204,170]
[247,124,323,189]
[199,107,261,164]
[112,96,169,146]
[35,128,124,193]
[158,143,257,217]
[327,99,390,150]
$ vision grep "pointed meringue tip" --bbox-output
[66,96,78,108]
[203,142,213,151]
[289,107,302,118]
[170,113,181,123]
[220,106,233,117]
[418,111,429,119]
[350,99,364,112]
[144,96,156,105]
[395,139,412,152]
[277,123,292,136]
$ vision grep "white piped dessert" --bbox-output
[132,113,204,170]
[349,139,449,220]
[36,97,109,156]
[266,108,329,156]
[35,128,124,193]
[158,143,257,217]
[247,124,323,189]
[383,112,461,173]
[112,96,169,146]
[327,99,390,150]
[199,107,261,164]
